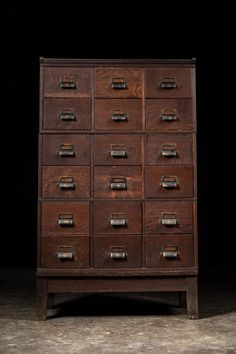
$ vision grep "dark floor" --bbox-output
[0,268,236,353]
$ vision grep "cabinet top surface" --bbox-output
[40,58,196,67]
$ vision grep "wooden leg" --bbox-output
[36,277,48,320]
[178,291,186,307]
[186,277,198,319]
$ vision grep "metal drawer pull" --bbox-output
[161,246,179,258]
[60,109,76,121]
[59,176,75,190]
[109,251,127,259]
[110,176,127,190]
[160,77,177,89]
[57,251,73,259]
[161,176,178,189]
[60,77,76,89]
[110,144,127,157]
[161,144,177,158]
[160,109,178,122]
[161,213,178,226]
[110,77,127,89]
[59,144,75,157]
[58,214,74,226]
[110,213,127,226]
[111,113,128,122]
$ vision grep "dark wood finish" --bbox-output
[42,166,90,198]
[38,58,198,320]
[43,134,90,165]
[95,99,142,131]
[145,166,194,198]
[94,166,142,198]
[146,68,193,98]
[145,133,193,165]
[43,98,92,130]
[146,99,193,131]
[145,236,194,268]
[96,68,143,98]
[44,67,92,97]
[94,200,142,234]
[145,201,194,234]
[93,236,142,268]
[94,135,142,165]
[41,236,90,268]
[41,201,90,235]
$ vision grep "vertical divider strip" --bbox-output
[90,66,95,267]
[141,66,146,268]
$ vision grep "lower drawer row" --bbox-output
[40,236,195,268]
[41,200,196,235]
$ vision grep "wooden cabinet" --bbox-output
[37,58,198,320]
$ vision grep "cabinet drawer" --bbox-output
[44,67,92,97]
[43,98,91,130]
[43,134,90,165]
[146,68,193,98]
[94,201,142,235]
[42,166,90,198]
[41,236,89,268]
[42,134,90,165]
[94,236,141,268]
[95,99,142,131]
[41,202,90,235]
[146,99,193,131]
[145,166,194,198]
[94,135,142,165]
[95,68,143,98]
[145,201,194,234]
[94,166,142,199]
[145,133,193,165]
[145,236,194,268]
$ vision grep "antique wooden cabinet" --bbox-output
[37,58,198,320]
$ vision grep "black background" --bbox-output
[1,3,235,267]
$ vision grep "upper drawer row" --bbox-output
[43,67,194,98]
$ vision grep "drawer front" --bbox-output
[94,236,141,268]
[145,236,194,268]
[94,201,142,235]
[145,133,193,165]
[41,202,90,235]
[94,135,142,165]
[95,99,142,131]
[42,166,90,198]
[146,99,193,131]
[145,166,194,198]
[44,67,92,97]
[145,201,194,234]
[41,236,89,268]
[43,134,90,165]
[43,98,92,130]
[94,166,142,199]
[95,68,143,98]
[146,68,192,98]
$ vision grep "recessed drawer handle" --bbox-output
[57,251,73,259]
[110,177,127,190]
[160,109,178,122]
[160,77,177,89]
[111,113,128,121]
[59,144,75,157]
[161,176,178,189]
[60,77,76,89]
[58,214,74,226]
[59,176,75,190]
[111,150,126,157]
[160,213,178,226]
[109,251,127,259]
[60,112,76,121]
[161,246,179,258]
[110,77,127,89]
[161,144,177,158]
[110,219,127,226]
